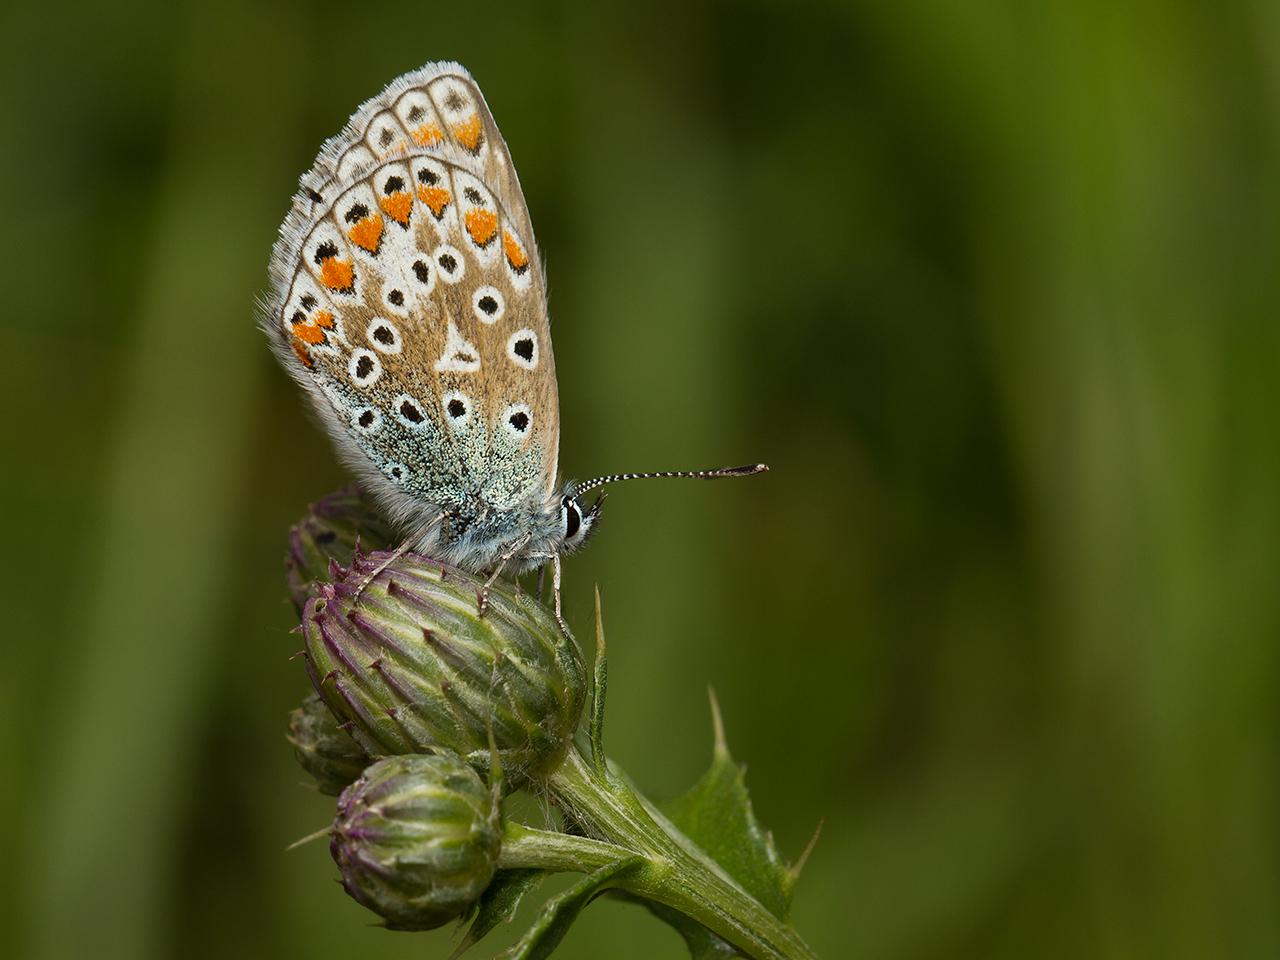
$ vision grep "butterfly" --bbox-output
[263,62,765,629]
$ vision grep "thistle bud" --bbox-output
[286,487,395,613]
[331,753,500,930]
[287,692,371,796]
[303,551,585,779]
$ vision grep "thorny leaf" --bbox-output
[656,689,818,954]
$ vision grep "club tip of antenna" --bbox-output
[722,463,769,477]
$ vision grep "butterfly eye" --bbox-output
[562,496,582,540]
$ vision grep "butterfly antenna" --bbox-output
[572,463,768,497]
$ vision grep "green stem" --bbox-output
[498,820,633,873]
[537,744,817,960]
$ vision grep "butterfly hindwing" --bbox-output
[265,63,558,533]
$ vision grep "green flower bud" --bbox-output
[287,692,371,796]
[331,753,500,930]
[303,551,585,779]
[286,487,395,613]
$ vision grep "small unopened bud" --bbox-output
[331,753,500,930]
[286,487,395,613]
[287,692,370,796]
[303,551,585,779]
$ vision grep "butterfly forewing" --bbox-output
[266,63,559,527]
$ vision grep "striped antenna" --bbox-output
[571,463,768,498]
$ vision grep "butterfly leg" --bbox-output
[477,533,532,617]
[354,511,444,599]
[552,553,573,639]
[353,539,412,599]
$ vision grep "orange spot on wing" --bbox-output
[465,208,498,247]
[292,321,325,345]
[412,123,444,146]
[320,258,354,291]
[452,115,483,152]
[292,308,335,350]
[418,185,451,218]
[379,191,412,225]
[347,215,384,254]
[503,230,529,271]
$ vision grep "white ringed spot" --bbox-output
[434,243,465,284]
[349,349,382,388]
[393,393,430,430]
[471,285,505,324]
[382,285,410,315]
[351,405,382,434]
[501,402,533,439]
[506,329,538,370]
[366,317,402,354]
[441,390,471,430]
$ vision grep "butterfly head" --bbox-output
[556,489,606,555]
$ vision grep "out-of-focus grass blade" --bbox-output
[29,4,304,958]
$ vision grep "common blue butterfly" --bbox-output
[263,62,764,627]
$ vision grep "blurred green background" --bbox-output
[5,0,1279,957]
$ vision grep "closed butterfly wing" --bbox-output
[264,63,559,550]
